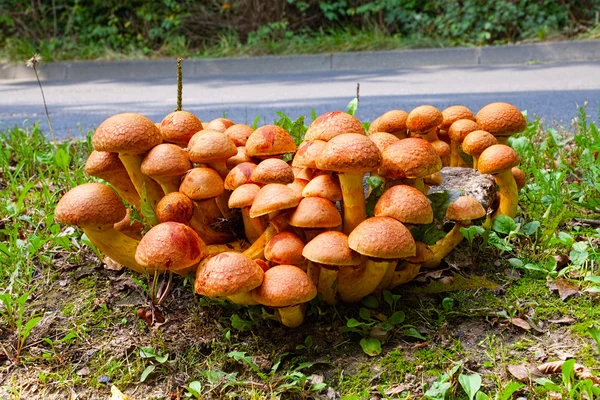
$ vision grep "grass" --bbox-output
[1,105,600,399]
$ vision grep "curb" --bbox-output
[2,39,599,81]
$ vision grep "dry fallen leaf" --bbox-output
[507,364,544,382]
[548,315,576,325]
[111,385,135,400]
[547,278,579,301]
[510,317,532,330]
[538,360,600,385]
[384,384,410,396]
[103,256,125,271]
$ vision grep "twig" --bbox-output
[176,57,184,112]
[356,82,360,108]
[26,55,56,145]
[570,218,600,227]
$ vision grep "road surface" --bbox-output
[1,62,600,139]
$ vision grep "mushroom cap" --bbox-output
[251,158,295,185]
[423,171,443,186]
[227,146,255,169]
[85,151,126,178]
[446,196,486,221]
[292,140,326,169]
[224,124,254,146]
[477,144,520,174]
[159,111,203,146]
[265,232,305,265]
[462,130,498,157]
[406,105,443,133]
[246,125,296,157]
[188,130,237,163]
[368,110,408,136]
[252,265,317,307]
[249,183,300,218]
[179,167,224,200]
[141,143,192,178]
[287,178,309,197]
[135,222,207,273]
[288,197,342,229]
[294,167,313,181]
[206,118,235,133]
[379,138,442,179]
[92,113,162,153]
[431,139,451,159]
[229,183,261,208]
[368,132,401,154]
[224,162,257,190]
[156,192,194,224]
[348,217,416,259]
[404,241,435,264]
[448,119,480,143]
[195,252,264,297]
[316,133,381,174]
[476,102,527,137]
[512,167,526,190]
[302,175,342,202]
[303,231,361,266]
[55,183,126,227]
[374,185,434,224]
[305,111,365,141]
[440,106,475,131]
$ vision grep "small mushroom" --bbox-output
[448,119,480,167]
[439,105,475,139]
[188,130,237,179]
[85,150,140,209]
[462,130,498,169]
[224,162,257,190]
[252,265,317,327]
[246,125,296,159]
[512,167,526,190]
[141,143,192,193]
[305,111,365,141]
[224,124,254,146]
[251,158,295,185]
[374,185,434,226]
[155,192,194,224]
[159,111,203,146]
[476,102,527,145]
[265,231,305,267]
[478,144,520,218]
[206,118,235,133]
[301,175,342,202]
[368,110,409,139]
[195,252,264,305]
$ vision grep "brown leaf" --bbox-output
[547,278,579,301]
[537,360,564,375]
[548,315,577,325]
[538,360,600,385]
[510,317,532,330]
[507,364,545,382]
[384,384,410,396]
[103,256,125,271]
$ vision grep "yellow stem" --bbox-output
[306,261,321,287]
[243,225,276,259]
[422,222,469,268]
[338,173,366,235]
[494,168,519,218]
[418,128,438,142]
[206,241,248,255]
[388,262,421,289]
[337,259,392,303]
[118,154,164,210]
[228,291,258,306]
[497,137,509,145]
[208,160,230,179]
[278,304,306,328]
[157,178,181,195]
[215,191,234,218]
[317,266,338,305]
[472,156,479,170]
[189,201,235,244]
[376,260,398,291]
[242,208,267,243]
[83,227,148,274]
[104,171,141,209]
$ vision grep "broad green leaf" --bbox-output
[346,318,363,328]
[140,183,158,226]
[154,353,169,363]
[361,295,379,308]
[557,231,574,247]
[562,359,576,388]
[411,224,447,245]
[488,232,513,252]
[534,378,562,392]
[497,381,525,400]
[346,98,358,116]
[359,307,371,321]
[230,314,253,331]
[139,347,157,358]
[365,176,383,189]
[570,242,589,266]
[442,297,454,311]
[140,365,155,382]
[186,381,202,398]
[475,392,490,400]
[402,328,426,340]
[388,311,405,325]
[584,276,600,283]
[359,337,381,356]
[423,381,451,400]
[492,215,517,235]
[507,258,524,268]
[458,373,481,400]
[54,148,70,169]
[460,225,485,245]
[523,221,540,235]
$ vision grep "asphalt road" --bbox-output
[2,62,600,140]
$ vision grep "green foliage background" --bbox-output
[1,0,598,60]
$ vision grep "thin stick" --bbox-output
[27,55,56,145]
[356,82,360,107]
[176,57,183,112]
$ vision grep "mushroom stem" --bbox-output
[306,262,321,288]
[422,221,470,268]
[241,208,267,243]
[493,168,519,218]
[243,225,277,259]
[102,173,141,209]
[118,154,165,209]
[278,304,306,328]
[215,192,234,218]
[418,128,438,142]
[155,178,181,195]
[227,291,259,306]
[337,259,394,303]
[206,241,247,255]
[338,173,366,234]
[497,137,509,145]
[208,160,230,179]
[472,156,480,169]
[375,260,399,291]
[450,141,463,167]
[82,227,148,273]
[189,200,235,244]
[388,262,421,289]
[317,266,338,305]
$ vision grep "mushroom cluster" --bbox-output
[55,102,527,327]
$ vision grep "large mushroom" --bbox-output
[55,183,146,273]
[252,265,317,327]
[478,144,520,218]
[476,102,527,145]
[423,196,485,268]
[304,111,365,141]
[195,252,264,305]
[368,110,409,139]
[246,125,297,159]
[303,231,361,305]
[92,113,164,209]
[316,133,381,234]
[339,217,415,302]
